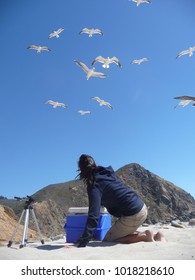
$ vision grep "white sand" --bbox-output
[0,224,195,260]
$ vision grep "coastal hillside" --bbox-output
[0,163,195,240]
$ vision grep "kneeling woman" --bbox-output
[71,154,164,248]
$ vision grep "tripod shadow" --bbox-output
[36,244,65,251]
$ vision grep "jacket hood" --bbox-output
[94,166,115,181]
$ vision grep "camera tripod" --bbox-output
[7,196,45,248]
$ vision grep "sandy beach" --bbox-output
[0,224,195,260]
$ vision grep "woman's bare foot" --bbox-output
[154,231,166,242]
[144,230,155,242]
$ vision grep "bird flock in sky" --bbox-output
[27,25,116,114]
[27,0,195,114]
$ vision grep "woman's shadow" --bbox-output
[36,241,117,250]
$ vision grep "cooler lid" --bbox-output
[68,206,108,214]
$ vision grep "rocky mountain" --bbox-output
[0,163,195,241]
[116,163,195,223]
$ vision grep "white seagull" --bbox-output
[27,45,51,53]
[78,110,91,115]
[79,28,104,37]
[45,100,68,109]
[74,60,107,80]
[174,96,195,108]
[129,0,152,6]
[92,56,122,68]
[48,28,64,39]
[176,47,195,59]
[92,96,113,109]
[131,58,149,65]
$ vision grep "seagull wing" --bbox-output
[27,45,38,50]
[92,70,107,78]
[93,28,104,35]
[174,95,195,101]
[79,28,89,35]
[46,100,55,105]
[58,102,67,108]
[131,59,139,64]
[41,46,51,51]
[176,49,189,59]
[110,56,122,67]
[48,32,56,38]
[57,28,64,34]
[92,56,106,65]
[74,60,90,73]
[105,101,113,109]
[174,100,192,108]
[92,96,102,103]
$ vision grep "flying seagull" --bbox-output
[92,96,113,109]
[48,28,64,39]
[27,45,51,53]
[74,60,107,80]
[176,47,195,59]
[78,110,91,115]
[129,0,152,6]
[45,100,68,108]
[174,96,195,108]
[131,58,149,65]
[92,56,122,68]
[79,28,103,37]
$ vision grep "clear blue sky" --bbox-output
[0,0,195,199]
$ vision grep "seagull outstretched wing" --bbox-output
[75,60,107,79]
[174,96,195,108]
[110,56,122,67]
[92,96,102,102]
[176,50,190,59]
[74,60,90,73]
[174,95,195,101]
[92,56,106,65]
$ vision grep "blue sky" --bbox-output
[0,0,195,199]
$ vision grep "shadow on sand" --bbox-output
[35,241,118,250]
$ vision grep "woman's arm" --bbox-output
[76,185,102,247]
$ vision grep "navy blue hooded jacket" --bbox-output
[80,166,144,242]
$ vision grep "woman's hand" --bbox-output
[64,245,77,249]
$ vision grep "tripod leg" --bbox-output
[7,210,25,247]
[31,209,45,244]
[20,209,30,248]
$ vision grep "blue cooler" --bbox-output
[64,207,111,243]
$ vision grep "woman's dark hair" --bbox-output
[77,154,97,186]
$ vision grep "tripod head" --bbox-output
[14,195,35,209]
